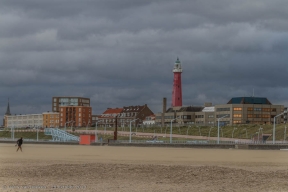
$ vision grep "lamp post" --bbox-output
[186,126,191,137]
[242,128,247,139]
[217,114,229,144]
[70,121,75,131]
[37,126,39,141]
[258,127,263,144]
[95,121,102,143]
[232,127,237,138]
[170,117,179,144]
[197,126,201,136]
[273,111,287,144]
[208,127,214,140]
[256,132,259,143]
[129,118,138,143]
[284,126,287,143]
[64,121,72,132]
[86,120,90,131]
[95,121,98,142]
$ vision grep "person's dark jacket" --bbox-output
[17,138,23,146]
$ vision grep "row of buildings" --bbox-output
[155,97,285,126]
[3,97,155,128]
[3,95,285,129]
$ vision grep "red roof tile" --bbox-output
[103,108,123,114]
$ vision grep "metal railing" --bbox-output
[44,128,79,142]
[107,139,288,145]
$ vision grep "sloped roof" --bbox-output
[227,97,272,105]
[202,107,215,112]
[122,105,144,112]
[103,108,123,114]
[166,106,203,113]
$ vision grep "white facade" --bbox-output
[143,120,155,125]
[6,114,43,128]
[143,115,156,125]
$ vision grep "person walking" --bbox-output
[16,137,23,152]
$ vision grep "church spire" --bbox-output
[5,98,11,116]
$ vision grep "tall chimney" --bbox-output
[162,97,167,127]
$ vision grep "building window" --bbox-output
[233,120,241,124]
[262,108,271,112]
[262,114,270,118]
[233,114,242,118]
[216,114,230,118]
[247,108,253,111]
[233,108,242,111]
[61,108,63,112]
[208,115,214,118]
[217,108,230,112]
[254,108,261,111]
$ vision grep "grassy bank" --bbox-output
[2,123,287,141]
[79,123,288,141]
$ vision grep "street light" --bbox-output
[217,114,229,144]
[186,126,191,137]
[197,126,201,136]
[70,121,75,131]
[170,117,180,143]
[273,111,287,144]
[64,121,73,132]
[129,118,139,143]
[284,126,287,143]
[208,127,214,140]
[37,126,39,141]
[95,121,98,142]
[232,127,237,138]
[86,120,90,131]
[242,128,248,139]
[258,127,263,143]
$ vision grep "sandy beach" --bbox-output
[1,143,288,192]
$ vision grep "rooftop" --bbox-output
[227,97,272,105]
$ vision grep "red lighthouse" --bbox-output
[172,57,183,107]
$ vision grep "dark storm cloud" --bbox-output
[1,0,288,120]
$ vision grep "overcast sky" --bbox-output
[1,0,288,120]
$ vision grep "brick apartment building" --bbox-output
[59,106,92,128]
[97,104,154,127]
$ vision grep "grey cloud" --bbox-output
[1,0,288,119]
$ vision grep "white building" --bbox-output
[6,114,43,128]
[143,115,156,125]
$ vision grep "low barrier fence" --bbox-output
[106,139,288,145]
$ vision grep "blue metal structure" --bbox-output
[44,128,79,142]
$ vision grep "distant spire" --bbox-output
[5,98,11,116]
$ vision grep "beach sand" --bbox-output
[1,143,288,192]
